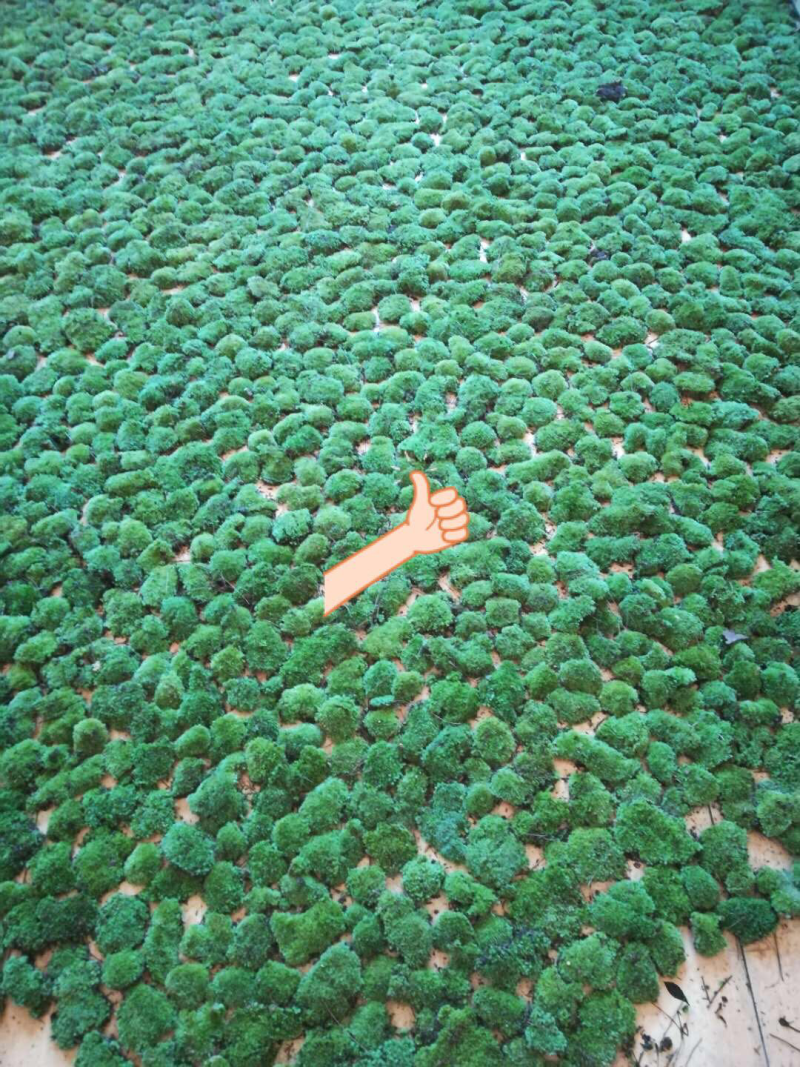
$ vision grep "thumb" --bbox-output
[408,469,430,505]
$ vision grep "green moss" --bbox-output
[117,983,175,1055]
[161,823,214,877]
[296,943,362,1025]
[2,955,52,1017]
[402,855,445,906]
[690,911,728,956]
[95,894,149,955]
[49,953,111,1050]
[717,897,778,945]
[549,827,625,885]
[647,920,686,976]
[558,932,619,991]
[698,820,749,881]
[272,898,346,967]
[682,865,721,911]
[1,1,799,1063]
[416,1006,504,1067]
[569,989,637,1067]
[616,942,660,1003]
[102,950,144,992]
[614,799,699,865]
[164,962,209,1011]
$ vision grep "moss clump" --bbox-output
[161,823,215,877]
[271,898,346,967]
[614,799,699,865]
[682,865,721,912]
[2,955,52,1017]
[116,983,174,1055]
[717,896,778,945]
[691,911,728,957]
[558,932,619,991]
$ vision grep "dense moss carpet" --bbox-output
[1,1,800,1065]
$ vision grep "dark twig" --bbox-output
[774,931,784,983]
[683,1038,702,1067]
[770,1034,800,1056]
[738,940,771,1067]
[708,975,732,1009]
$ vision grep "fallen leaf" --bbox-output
[665,980,689,1004]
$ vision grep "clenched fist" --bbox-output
[406,470,470,554]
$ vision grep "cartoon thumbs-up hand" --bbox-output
[323,469,470,615]
[406,470,470,554]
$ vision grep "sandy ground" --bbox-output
[0,1003,77,1067]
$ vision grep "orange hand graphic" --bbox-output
[323,469,470,616]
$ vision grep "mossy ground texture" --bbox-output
[1,0,800,1065]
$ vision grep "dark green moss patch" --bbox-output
[1,0,799,1064]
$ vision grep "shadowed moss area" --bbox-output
[1,0,800,1064]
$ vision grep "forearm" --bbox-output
[323,521,415,616]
